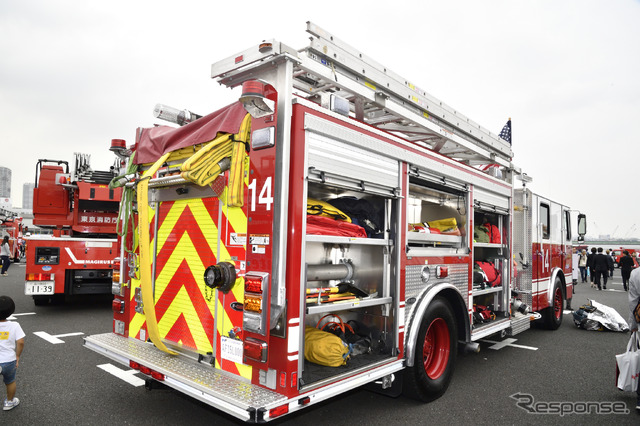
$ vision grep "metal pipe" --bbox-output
[306,262,354,282]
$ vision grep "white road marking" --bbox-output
[563,310,573,315]
[7,312,36,320]
[33,331,84,344]
[480,338,538,351]
[97,363,145,387]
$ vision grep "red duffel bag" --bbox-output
[307,215,368,238]
[475,261,501,287]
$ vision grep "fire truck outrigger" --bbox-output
[84,22,586,422]
[25,147,124,305]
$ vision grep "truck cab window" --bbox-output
[540,203,550,239]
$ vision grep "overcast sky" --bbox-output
[1,0,639,239]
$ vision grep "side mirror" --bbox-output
[577,213,587,242]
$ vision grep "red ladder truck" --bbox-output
[84,22,586,422]
[25,144,124,304]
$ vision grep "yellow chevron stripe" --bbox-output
[155,202,186,252]
[155,220,216,352]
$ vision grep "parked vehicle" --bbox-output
[24,146,124,305]
[84,22,586,422]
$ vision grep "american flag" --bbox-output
[499,118,511,145]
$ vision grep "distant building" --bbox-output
[22,183,35,210]
[0,167,10,199]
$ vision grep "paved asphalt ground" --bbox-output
[1,260,639,425]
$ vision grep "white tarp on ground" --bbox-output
[574,299,630,332]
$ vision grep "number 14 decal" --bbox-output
[248,177,274,211]
[542,248,550,272]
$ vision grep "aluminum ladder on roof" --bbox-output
[212,22,513,171]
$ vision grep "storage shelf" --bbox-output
[407,233,462,245]
[473,242,506,249]
[305,235,390,246]
[306,296,392,315]
[472,285,503,296]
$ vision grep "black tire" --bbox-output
[403,297,457,402]
[542,277,564,330]
[33,296,49,306]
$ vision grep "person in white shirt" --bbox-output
[0,296,25,411]
[628,268,640,411]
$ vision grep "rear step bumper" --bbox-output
[84,333,286,422]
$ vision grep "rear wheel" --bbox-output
[403,297,457,402]
[542,277,564,330]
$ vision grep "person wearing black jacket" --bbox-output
[586,247,597,288]
[619,250,636,291]
[593,247,610,290]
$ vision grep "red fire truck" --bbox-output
[0,208,23,262]
[84,23,586,422]
[25,148,124,305]
[611,248,638,268]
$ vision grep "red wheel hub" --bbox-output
[422,318,450,379]
[553,287,563,320]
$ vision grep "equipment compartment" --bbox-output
[304,183,394,313]
[301,307,394,388]
[302,181,397,388]
[471,209,510,337]
[406,178,467,251]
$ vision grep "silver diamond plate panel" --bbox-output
[85,333,286,408]
[513,189,533,308]
[404,263,469,327]
[507,313,532,336]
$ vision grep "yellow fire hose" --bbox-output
[137,152,176,355]
[180,114,251,206]
[135,114,251,355]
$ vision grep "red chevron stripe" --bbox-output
[155,258,214,347]
[164,313,196,349]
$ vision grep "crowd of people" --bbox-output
[576,247,639,291]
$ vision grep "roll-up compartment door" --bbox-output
[306,131,400,192]
[474,187,510,213]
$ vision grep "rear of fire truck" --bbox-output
[84,37,440,421]
[25,149,123,305]
[84,23,587,422]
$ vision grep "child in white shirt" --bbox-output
[0,296,25,411]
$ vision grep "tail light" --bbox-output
[244,295,262,313]
[112,299,124,314]
[242,272,269,335]
[129,360,165,381]
[243,337,267,362]
[26,273,52,281]
[269,403,289,419]
[112,257,123,296]
[150,371,165,381]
